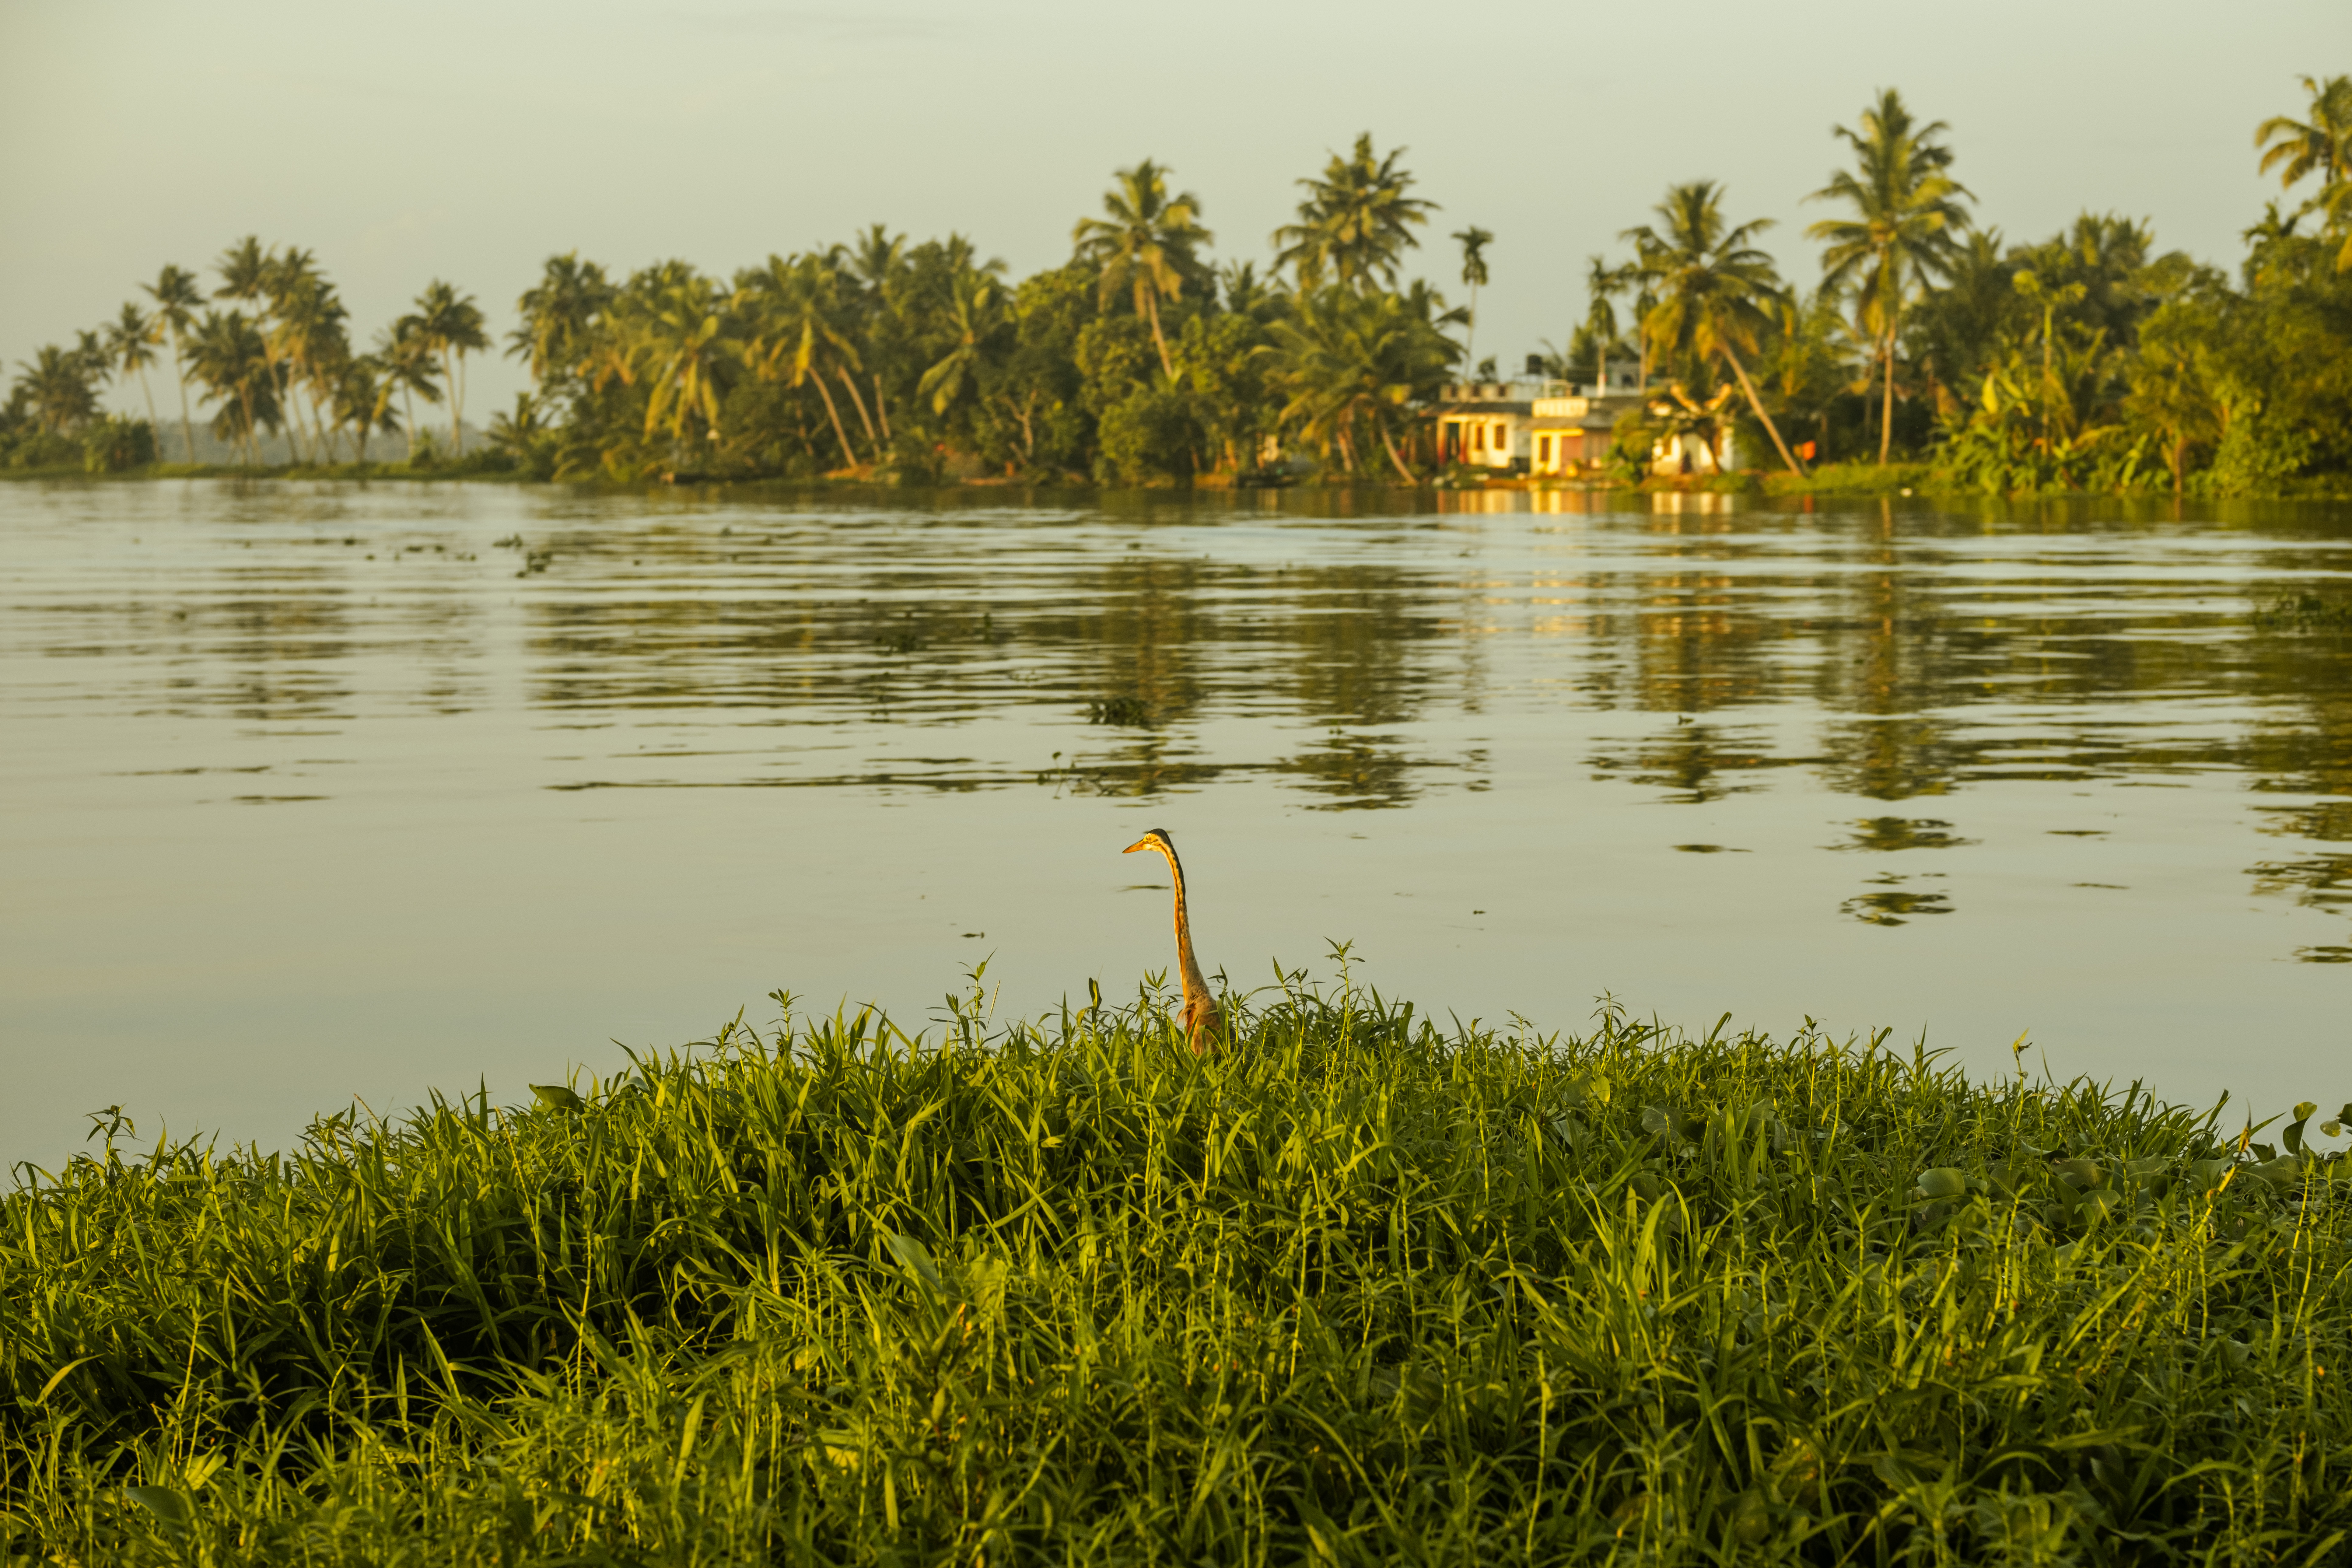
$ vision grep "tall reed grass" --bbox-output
[3,962,2346,1564]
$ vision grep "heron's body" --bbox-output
[1122,828,1222,1053]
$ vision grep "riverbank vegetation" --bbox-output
[7,76,2350,496]
[3,968,2349,1563]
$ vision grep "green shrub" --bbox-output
[1763,460,1937,496]
[4,429,85,471]
[2198,410,2315,499]
[80,415,157,474]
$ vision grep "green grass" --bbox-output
[3,965,2348,1564]
[1762,462,1941,498]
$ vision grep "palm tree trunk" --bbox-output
[293,369,319,464]
[264,355,295,464]
[170,335,197,463]
[811,376,860,469]
[1379,423,1416,483]
[402,387,417,462]
[1145,292,1174,380]
[1878,327,1897,466]
[1719,345,1806,476]
[835,370,880,448]
[1011,395,1035,461]
[305,373,332,462]
[449,349,467,456]
[135,369,158,453]
[284,361,311,464]
[870,373,891,442]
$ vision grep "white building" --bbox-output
[1436,375,1636,476]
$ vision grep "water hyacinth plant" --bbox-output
[2,961,2348,1563]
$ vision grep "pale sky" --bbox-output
[3,0,2342,417]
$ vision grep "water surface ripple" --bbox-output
[3,481,2347,1163]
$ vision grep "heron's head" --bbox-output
[1122,828,1175,857]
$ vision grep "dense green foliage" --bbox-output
[4,968,2348,1563]
[7,75,2351,493]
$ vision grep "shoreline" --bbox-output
[8,462,2352,503]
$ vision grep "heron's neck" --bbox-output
[1162,845,1211,999]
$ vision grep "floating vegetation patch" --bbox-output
[1085,695,1154,727]
[1834,815,1976,852]
[2247,851,2352,912]
[2252,592,2352,632]
[1843,887,1955,924]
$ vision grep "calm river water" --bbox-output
[2,480,2347,1166]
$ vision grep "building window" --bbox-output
[1472,424,1485,453]
[1493,424,1507,454]
[1538,436,1552,464]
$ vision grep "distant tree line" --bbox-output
[7,76,2349,494]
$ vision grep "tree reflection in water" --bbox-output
[7,481,2350,956]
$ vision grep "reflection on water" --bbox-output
[1,480,2348,1161]
[1836,817,1975,854]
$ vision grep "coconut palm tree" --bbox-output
[142,264,205,462]
[841,226,906,439]
[186,310,278,465]
[917,269,1005,415]
[1581,255,1633,389]
[1805,89,1970,464]
[1622,180,1808,475]
[1452,226,1493,374]
[2256,75,2352,191]
[214,240,274,458]
[509,252,615,392]
[1073,160,1212,379]
[738,252,865,469]
[103,303,163,439]
[214,237,270,314]
[2125,306,2226,495]
[376,318,443,462]
[487,392,549,464]
[1219,261,1280,321]
[256,248,330,460]
[1273,134,1437,292]
[268,260,347,463]
[2010,269,2090,450]
[2319,177,2352,271]
[633,271,735,450]
[12,345,102,435]
[411,281,490,454]
[71,330,110,386]
[846,224,906,298]
[1263,286,1458,480]
[330,355,402,464]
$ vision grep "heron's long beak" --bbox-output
[1121,837,1156,855]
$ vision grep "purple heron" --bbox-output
[1122,827,1222,1054]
